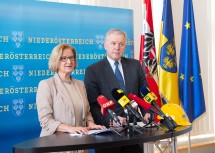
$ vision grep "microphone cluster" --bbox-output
[97,86,177,131]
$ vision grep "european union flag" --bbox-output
[179,0,206,123]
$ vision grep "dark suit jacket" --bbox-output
[84,57,148,127]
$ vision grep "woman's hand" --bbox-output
[66,126,89,134]
[57,124,89,134]
[87,121,106,130]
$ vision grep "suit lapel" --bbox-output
[103,58,119,90]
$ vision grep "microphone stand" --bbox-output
[130,110,144,134]
[109,119,121,136]
[144,110,165,131]
[118,111,130,135]
[161,116,177,132]
[119,111,143,135]
[130,120,144,134]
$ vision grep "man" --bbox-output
[84,29,150,153]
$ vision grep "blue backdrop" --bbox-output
[0,0,134,152]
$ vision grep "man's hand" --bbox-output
[143,113,151,123]
[113,116,126,127]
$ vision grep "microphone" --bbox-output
[124,100,138,114]
[128,93,163,117]
[97,95,121,126]
[140,87,177,130]
[124,100,139,125]
[140,86,163,114]
[128,93,151,110]
[111,88,145,123]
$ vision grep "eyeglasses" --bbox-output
[60,56,75,62]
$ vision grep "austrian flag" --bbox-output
[139,0,162,121]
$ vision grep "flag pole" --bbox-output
[188,132,191,153]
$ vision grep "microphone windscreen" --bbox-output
[97,95,114,115]
[111,88,124,101]
[128,93,151,110]
[140,86,150,97]
[111,88,130,108]
[97,95,109,106]
[140,86,158,103]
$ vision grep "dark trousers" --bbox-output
[95,144,143,153]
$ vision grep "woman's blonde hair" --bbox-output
[48,43,77,72]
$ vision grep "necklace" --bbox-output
[62,76,72,84]
[64,79,72,84]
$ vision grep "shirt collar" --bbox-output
[107,56,122,67]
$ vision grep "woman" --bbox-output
[36,43,106,153]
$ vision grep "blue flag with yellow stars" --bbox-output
[179,0,206,123]
[158,0,180,105]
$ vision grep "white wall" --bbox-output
[43,0,215,144]
[210,0,215,133]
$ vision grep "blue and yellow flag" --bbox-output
[158,0,180,105]
[179,0,206,123]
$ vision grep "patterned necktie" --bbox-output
[114,61,126,93]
